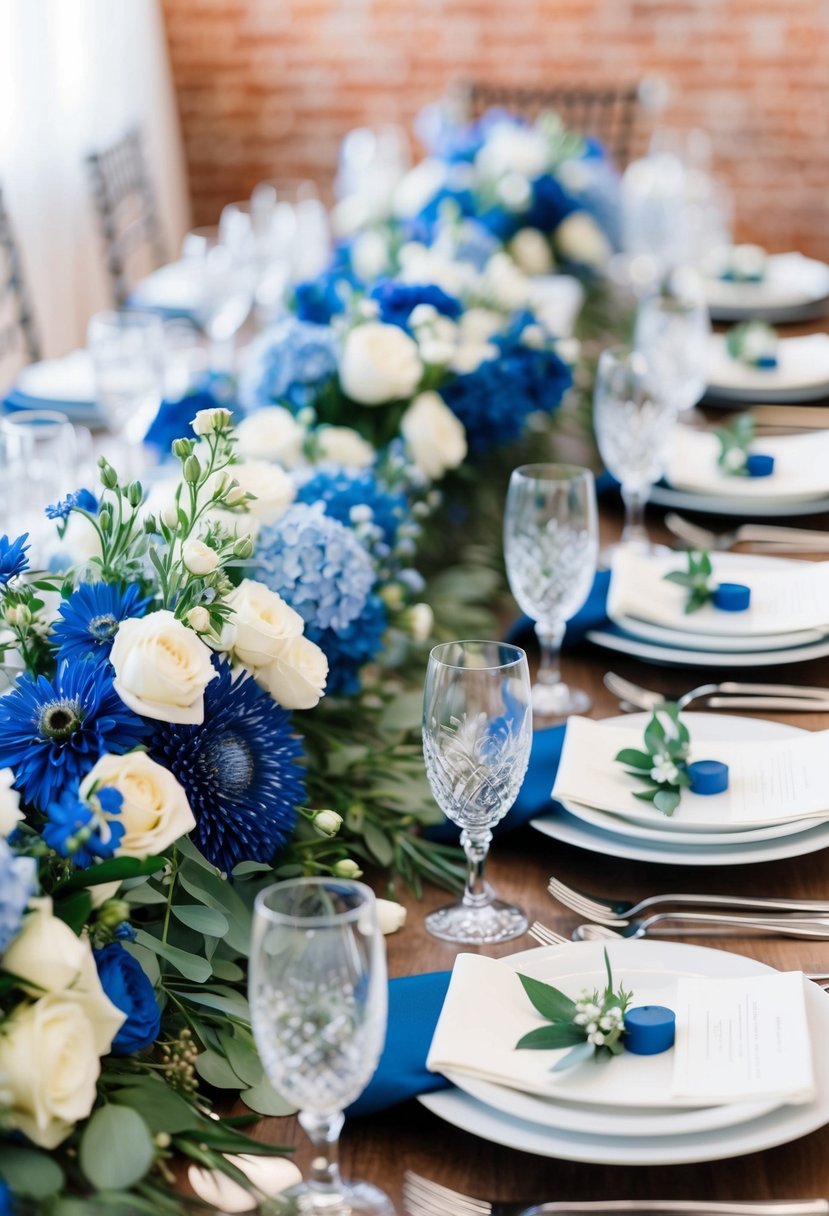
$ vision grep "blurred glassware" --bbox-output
[181,226,253,368]
[250,178,331,300]
[634,271,711,415]
[593,345,676,563]
[250,879,392,1216]
[504,464,599,719]
[161,319,208,401]
[0,410,79,561]
[87,309,165,463]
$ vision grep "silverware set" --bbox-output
[604,671,829,713]
[665,512,829,555]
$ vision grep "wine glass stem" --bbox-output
[621,485,649,547]
[535,620,565,687]
[298,1109,345,1204]
[460,828,493,908]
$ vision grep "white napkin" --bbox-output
[665,424,829,501]
[707,333,829,396]
[130,260,207,313]
[552,715,829,828]
[705,252,829,311]
[608,548,829,635]
[15,350,96,403]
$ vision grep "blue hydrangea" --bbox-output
[239,318,339,414]
[52,582,153,665]
[43,786,124,867]
[368,279,463,330]
[307,593,388,696]
[0,841,36,955]
[296,468,410,560]
[0,533,29,586]
[255,502,375,633]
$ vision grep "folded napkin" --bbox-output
[608,548,829,637]
[705,252,829,311]
[707,333,829,398]
[665,424,829,502]
[554,715,829,830]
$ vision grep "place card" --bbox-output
[673,972,815,1105]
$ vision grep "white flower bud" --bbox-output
[313,810,343,837]
[186,606,211,633]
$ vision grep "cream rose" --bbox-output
[401,392,468,481]
[182,537,219,576]
[191,406,232,436]
[0,767,22,836]
[110,610,218,725]
[509,227,555,276]
[554,211,612,269]
[80,752,196,859]
[259,635,329,710]
[339,322,422,406]
[315,426,375,469]
[222,579,304,670]
[236,408,306,467]
[0,995,102,1147]
[230,460,296,526]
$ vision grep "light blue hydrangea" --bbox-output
[238,317,339,414]
[0,840,36,956]
[255,502,375,633]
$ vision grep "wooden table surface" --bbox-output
[232,495,829,1211]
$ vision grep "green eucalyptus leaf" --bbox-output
[79,1104,155,1190]
[171,903,230,937]
[0,1145,65,1198]
[133,928,212,982]
[653,788,681,816]
[517,973,577,1022]
[515,1022,586,1050]
[195,1046,246,1089]
[241,1077,298,1116]
[110,1081,202,1134]
[550,1039,595,1071]
[363,821,394,866]
[614,747,653,770]
[218,1029,264,1086]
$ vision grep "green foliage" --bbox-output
[714,412,755,476]
[615,702,691,817]
[663,549,714,614]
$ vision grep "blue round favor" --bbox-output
[755,355,779,370]
[746,453,775,478]
[713,582,751,612]
[624,1006,676,1056]
[688,759,730,796]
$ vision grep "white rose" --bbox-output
[315,426,375,469]
[259,635,328,710]
[236,408,306,467]
[554,211,612,269]
[458,308,503,346]
[398,243,476,298]
[339,322,422,406]
[392,158,448,219]
[509,227,555,276]
[110,610,218,725]
[182,537,219,576]
[0,768,22,836]
[191,406,232,435]
[222,579,304,670]
[230,460,295,526]
[376,898,407,935]
[480,252,532,311]
[400,392,467,481]
[2,901,125,1056]
[405,602,434,643]
[450,343,498,375]
[0,995,102,1147]
[349,230,392,283]
[476,123,549,180]
[80,752,196,859]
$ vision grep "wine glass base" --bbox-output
[531,681,591,721]
[284,1178,394,1215]
[425,899,528,945]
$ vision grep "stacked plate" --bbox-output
[587,548,829,667]
[127,259,208,322]
[4,349,100,425]
[703,252,829,324]
[532,712,829,866]
[421,939,829,1164]
[705,332,829,405]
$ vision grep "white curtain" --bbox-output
[0,0,190,358]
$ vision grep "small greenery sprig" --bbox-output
[615,702,691,816]
[725,320,778,369]
[663,549,714,614]
[515,949,633,1071]
[714,413,755,476]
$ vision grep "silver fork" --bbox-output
[572,912,829,940]
[548,876,829,927]
[402,1172,829,1216]
[527,922,570,947]
[665,512,829,553]
[604,671,829,713]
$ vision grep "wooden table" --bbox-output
[234,499,829,1210]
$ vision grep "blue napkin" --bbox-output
[3,389,100,425]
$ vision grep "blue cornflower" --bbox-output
[255,502,375,633]
[296,468,410,558]
[43,786,125,867]
[239,318,339,415]
[147,661,304,872]
[308,593,388,696]
[368,280,463,331]
[0,662,150,811]
[52,582,153,665]
[0,840,36,955]
[0,533,29,586]
[45,488,99,521]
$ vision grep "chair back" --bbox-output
[0,188,40,391]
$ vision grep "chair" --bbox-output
[459,80,642,166]
[0,188,40,387]
[86,128,167,306]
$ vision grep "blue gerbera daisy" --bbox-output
[0,662,150,810]
[146,660,305,873]
[0,533,29,586]
[52,582,153,665]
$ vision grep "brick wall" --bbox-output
[161,0,829,258]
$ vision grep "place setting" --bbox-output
[701,247,829,325]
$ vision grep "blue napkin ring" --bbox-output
[688,759,730,796]
[624,1006,676,1055]
[746,453,775,477]
[713,582,751,612]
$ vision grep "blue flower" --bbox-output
[0,840,36,955]
[147,661,304,872]
[255,502,375,632]
[0,1179,13,1216]
[296,468,410,559]
[525,173,578,234]
[0,663,150,810]
[94,942,161,1055]
[0,534,29,586]
[368,280,463,330]
[52,583,153,665]
[239,318,339,414]
[308,593,388,695]
[43,786,125,867]
[45,488,99,521]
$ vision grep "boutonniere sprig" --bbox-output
[714,414,755,476]
[515,948,633,1071]
[725,320,779,370]
[664,549,715,613]
[615,702,691,816]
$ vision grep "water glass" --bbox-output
[87,310,164,448]
[634,281,711,415]
[504,465,598,720]
[593,345,676,561]
[0,411,77,562]
[423,641,532,944]
[249,879,392,1216]
[181,227,253,365]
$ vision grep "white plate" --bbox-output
[563,799,821,847]
[705,334,829,404]
[586,625,829,668]
[704,253,829,324]
[649,482,829,519]
[612,614,826,653]
[421,940,829,1165]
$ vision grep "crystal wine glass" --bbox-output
[634,279,711,416]
[181,226,253,368]
[504,464,598,720]
[87,309,165,474]
[423,640,532,945]
[593,345,676,563]
[249,878,392,1216]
